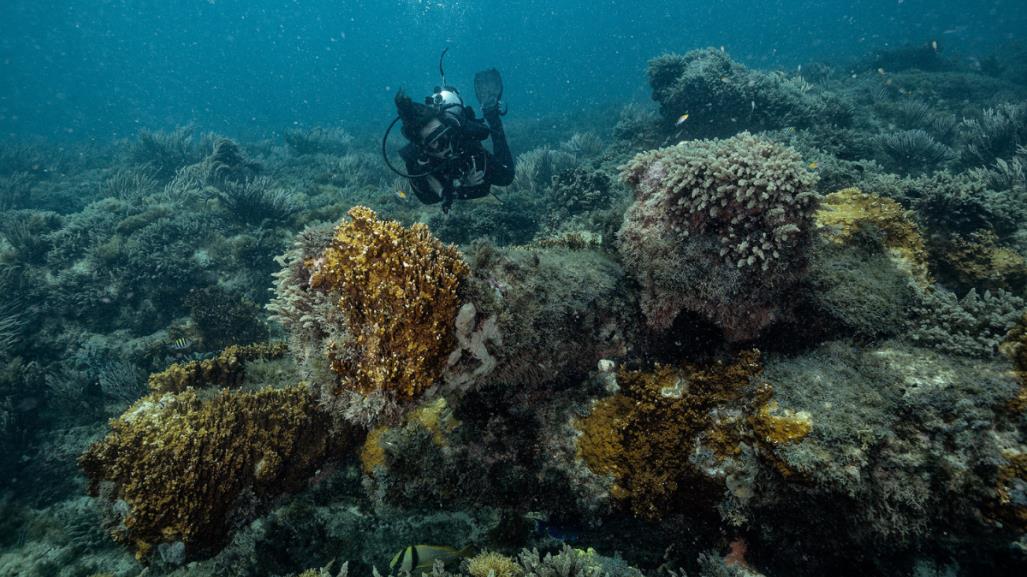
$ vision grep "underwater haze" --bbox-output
[3,1,1027,577]
[3,0,1027,138]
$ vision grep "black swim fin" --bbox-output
[474,68,504,112]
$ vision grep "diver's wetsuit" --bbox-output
[399,108,514,209]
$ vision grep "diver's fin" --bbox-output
[474,68,504,110]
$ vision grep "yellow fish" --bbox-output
[808,162,818,170]
[390,545,472,576]
[675,113,689,126]
[396,189,408,200]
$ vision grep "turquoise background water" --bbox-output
[1,0,1023,138]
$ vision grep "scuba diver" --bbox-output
[383,51,514,213]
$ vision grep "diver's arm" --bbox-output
[483,108,515,186]
[399,143,446,205]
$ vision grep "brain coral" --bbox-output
[618,132,818,340]
[270,206,468,426]
[79,385,348,561]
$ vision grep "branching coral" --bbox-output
[618,132,818,340]
[129,126,203,180]
[148,342,288,395]
[907,288,1024,358]
[217,176,301,225]
[79,385,349,560]
[575,351,809,520]
[545,167,614,220]
[815,187,930,286]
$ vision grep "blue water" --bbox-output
[2,0,1024,139]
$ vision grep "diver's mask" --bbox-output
[419,118,458,159]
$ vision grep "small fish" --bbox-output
[877,67,887,75]
[396,189,407,200]
[808,161,818,170]
[390,545,472,576]
[931,39,938,52]
[675,113,689,126]
[168,337,192,351]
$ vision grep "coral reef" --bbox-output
[749,341,1022,574]
[454,241,633,389]
[184,285,270,351]
[79,385,351,561]
[647,48,852,138]
[618,132,817,340]
[147,342,288,395]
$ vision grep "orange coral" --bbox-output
[307,206,468,401]
[80,385,351,560]
[816,187,930,286]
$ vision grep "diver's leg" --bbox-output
[484,110,515,186]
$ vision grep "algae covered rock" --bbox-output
[79,385,353,561]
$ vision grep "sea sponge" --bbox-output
[79,385,349,561]
[147,342,287,395]
[270,207,468,426]
[618,132,818,340]
[307,205,468,400]
[815,187,931,286]
[575,351,808,519]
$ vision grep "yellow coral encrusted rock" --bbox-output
[308,206,468,401]
[467,551,524,577]
[816,187,930,286]
[575,351,811,520]
[79,385,351,560]
[936,230,1027,292]
[360,397,459,474]
[148,342,288,394]
[576,352,758,519]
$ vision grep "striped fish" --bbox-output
[389,545,472,576]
